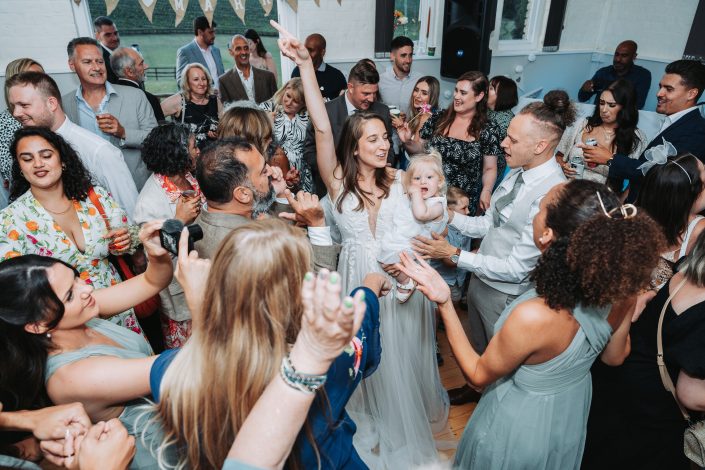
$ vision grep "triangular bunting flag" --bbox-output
[285,0,297,12]
[105,0,119,15]
[199,0,217,24]
[228,0,246,23]
[168,0,189,26]
[137,0,157,22]
[258,0,273,16]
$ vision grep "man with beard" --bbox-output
[94,16,120,84]
[379,35,420,114]
[111,47,165,123]
[602,59,705,202]
[194,138,339,270]
[176,16,224,90]
[62,37,157,191]
[578,40,651,109]
[303,60,394,197]
[218,35,277,105]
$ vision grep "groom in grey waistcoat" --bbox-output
[413,99,571,403]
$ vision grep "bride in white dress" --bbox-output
[274,22,449,469]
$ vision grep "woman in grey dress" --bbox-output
[400,179,664,469]
[0,221,174,469]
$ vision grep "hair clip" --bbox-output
[596,191,638,219]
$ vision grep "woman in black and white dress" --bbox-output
[260,78,314,193]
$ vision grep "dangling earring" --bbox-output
[61,163,67,170]
[46,332,52,339]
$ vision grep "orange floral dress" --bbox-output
[0,186,141,333]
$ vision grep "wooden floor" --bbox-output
[434,307,476,462]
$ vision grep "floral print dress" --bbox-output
[420,110,504,213]
[0,186,141,333]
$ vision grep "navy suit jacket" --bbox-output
[608,108,705,202]
[175,40,225,86]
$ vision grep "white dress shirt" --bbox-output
[658,106,699,134]
[55,116,139,221]
[236,66,255,101]
[344,92,358,116]
[450,157,566,284]
[197,40,220,89]
[378,68,421,114]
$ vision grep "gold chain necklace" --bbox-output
[43,201,73,215]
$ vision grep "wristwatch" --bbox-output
[450,247,461,264]
[607,154,615,167]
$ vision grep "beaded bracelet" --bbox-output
[280,354,327,394]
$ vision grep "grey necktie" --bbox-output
[493,173,524,227]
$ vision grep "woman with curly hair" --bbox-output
[0,127,141,333]
[134,123,205,348]
[399,179,665,468]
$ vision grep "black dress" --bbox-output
[582,278,705,470]
[419,110,503,212]
[179,95,219,149]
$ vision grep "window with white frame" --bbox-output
[496,0,547,51]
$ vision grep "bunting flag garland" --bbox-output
[198,0,217,23]
[137,0,157,22]
[228,0,246,23]
[100,0,343,22]
[105,0,119,14]
[258,0,274,16]
[168,0,189,26]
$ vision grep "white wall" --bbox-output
[0,0,700,112]
[277,0,698,114]
[0,0,92,108]
[0,0,93,74]
[560,0,698,60]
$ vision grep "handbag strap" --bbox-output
[656,277,691,422]
[87,187,110,231]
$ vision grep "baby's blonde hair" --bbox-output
[404,150,447,196]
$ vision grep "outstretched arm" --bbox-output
[94,221,172,316]
[397,252,538,388]
[271,20,338,196]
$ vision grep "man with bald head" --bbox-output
[219,34,277,105]
[579,40,651,109]
[291,33,347,100]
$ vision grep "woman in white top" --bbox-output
[557,79,646,191]
[245,29,278,84]
[636,153,705,290]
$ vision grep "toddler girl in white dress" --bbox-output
[378,151,448,302]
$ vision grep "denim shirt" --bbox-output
[75,82,118,139]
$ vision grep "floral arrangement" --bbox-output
[394,9,409,29]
